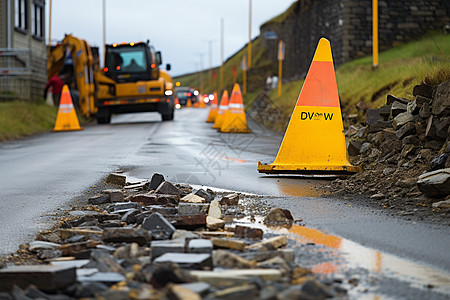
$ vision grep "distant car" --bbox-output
[175,87,198,106]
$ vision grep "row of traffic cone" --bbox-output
[206,83,251,133]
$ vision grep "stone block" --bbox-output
[88,195,110,205]
[181,193,205,203]
[149,173,165,191]
[432,80,450,116]
[154,253,212,269]
[0,265,76,292]
[166,215,207,230]
[151,239,185,259]
[108,201,142,213]
[102,228,151,246]
[220,193,239,206]
[379,105,391,119]
[77,272,126,284]
[206,216,225,230]
[195,189,215,203]
[121,208,141,224]
[187,239,213,254]
[207,200,222,219]
[142,212,176,240]
[393,112,414,129]
[396,122,416,139]
[264,207,293,224]
[105,173,126,186]
[211,238,246,251]
[246,236,287,250]
[366,109,381,126]
[103,189,124,202]
[213,250,255,268]
[234,225,263,240]
[417,168,450,197]
[178,203,210,215]
[413,83,433,99]
[130,194,178,206]
[155,181,182,198]
[387,94,409,105]
[368,120,392,133]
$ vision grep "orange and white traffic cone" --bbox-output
[187,98,192,107]
[212,90,229,129]
[257,38,360,175]
[206,92,218,123]
[175,97,181,109]
[53,85,83,132]
[220,83,251,133]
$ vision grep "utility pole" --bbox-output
[220,18,224,92]
[196,53,205,92]
[373,0,378,68]
[204,39,218,92]
[248,0,252,69]
[47,0,52,56]
[102,0,106,67]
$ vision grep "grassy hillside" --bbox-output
[176,32,450,132]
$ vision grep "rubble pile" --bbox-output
[331,80,450,213]
[0,173,346,299]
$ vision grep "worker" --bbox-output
[44,74,65,106]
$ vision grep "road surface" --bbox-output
[0,108,449,298]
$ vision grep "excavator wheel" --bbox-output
[97,108,111,124]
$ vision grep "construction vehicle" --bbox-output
[47,34,175,123]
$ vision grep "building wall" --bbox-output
[260,0,450,81]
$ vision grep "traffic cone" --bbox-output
[175,97,181,109]
[257,38,360,175]
[53,85,83,132]
[206,92,218,122]
[212,90,229,129]
[186,98,192,107]
[220,84,251,133]
[199,97,206,108]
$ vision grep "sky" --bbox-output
[46,0,297,76]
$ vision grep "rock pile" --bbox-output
[0,173,345,299]
[332,80,450,210]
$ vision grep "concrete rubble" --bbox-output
[330,80,450,219]
[0,173,347,299]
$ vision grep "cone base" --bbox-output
[257,161,361,175]
[219,128,252,133]
[52,127,83,132]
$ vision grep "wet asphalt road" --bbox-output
[0,107,449,297]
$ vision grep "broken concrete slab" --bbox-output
[187,239,213,254]
[0,264,76,292]
[142,212,176,240]
[151,239,185,259]
[154,253,212,269]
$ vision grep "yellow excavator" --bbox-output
[48,34,174,123]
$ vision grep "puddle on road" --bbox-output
[233,216,450,299]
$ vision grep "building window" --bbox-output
[15,0,29,32]
[32,1,43,38]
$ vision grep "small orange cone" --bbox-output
[212,90,229,129]
[186,98,192,107]
[175,97,181,109]
[206,92,218,122]
[220,84,251,133]
[53,85,83,132]
[257,38,360,175]
[199,96,206,108]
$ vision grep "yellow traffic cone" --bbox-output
[53,85,83,131]
[257,38,360,175]
[206,92,218,123]
[220,84,251,133]
[212,90,229,129]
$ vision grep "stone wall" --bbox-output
[260,0,450,80]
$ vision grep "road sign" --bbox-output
[264,31,278,40]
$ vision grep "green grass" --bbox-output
[0,101,57,141]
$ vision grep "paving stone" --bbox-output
[166,215,207,230]
[234,225,263,240]
[149,173,165,191]
[178,203,210,215]
[207,200,222,219]
[105,173,126,186]
[181,193,205,203]
[28,241,60,252]
[102,189,124,202]
[189,269,283,287]
[213,250,255,268]
[154,253,212,269]
[142,212,176,240]
[77,272,126,284]
[187,239,213,254]
[246,236,287,250]
[210,238,246,251]
[195,189,215,203]
[220,193,239,206]
[206,216,225,230]
[88,194,110,205]
[0,264,76,292]
[130,194,179,206]
[155,181,182,198]
[151,239,185,259]
[102,228,151,246]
